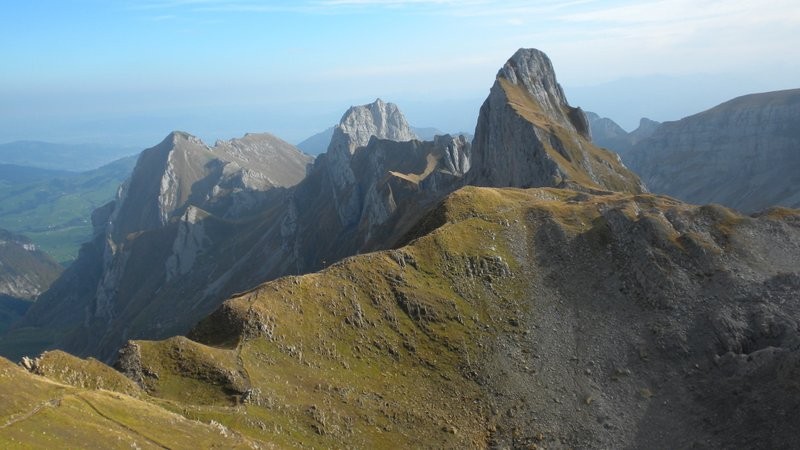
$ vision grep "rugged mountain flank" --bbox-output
[6,186,799,448]
[626,89,800,212]
[0,102,449,362]
[0,133,312,361]
[468,49,645,193]
[269,98,470,283]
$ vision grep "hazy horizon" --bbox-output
[2,0,798,148]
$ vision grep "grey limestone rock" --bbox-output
[324,99,418,227]
[468,48,644,193]
[627,89,800,212]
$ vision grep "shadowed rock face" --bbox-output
[626,89,800,212]
[1,132,312,361]
[323,99,419,227]
[468,48,645,193]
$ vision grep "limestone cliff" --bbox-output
[626,89,800,212]
[2,132,312,360]
[324,99,418,227]
[284,97,470,274]
[468,48,645,193]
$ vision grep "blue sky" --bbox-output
[2,0,798,146]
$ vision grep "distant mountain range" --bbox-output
[587,89,800,212]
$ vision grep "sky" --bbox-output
[1,0,798,148]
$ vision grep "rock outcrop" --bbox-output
[625,89,800,212]
[323,99,418,227]
[282,99,470,273]
[468,48,645,193]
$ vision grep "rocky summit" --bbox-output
[468,48,645,193]
[0,48,798,449]
[625,89,800,212]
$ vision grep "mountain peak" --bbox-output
[468,48,644,193]
[336,99,417,152]
[164,130,204,147]
[498,48,589,138]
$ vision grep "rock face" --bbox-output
[626,89,800,212]
[337,99,417,150]
[0,101,451,362]
[110,131,311,241]
[468,48,645,193]
[0,229,62,301]
[1,133,312,361]
[282,99,470,274]
[321,99,419,227]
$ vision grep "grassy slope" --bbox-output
[0,156,136,264]
[2,185,798,448]
[0,356,259,449]
[0,186,661,448]
[112,187,559,448]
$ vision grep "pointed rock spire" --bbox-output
[467,48,644,193]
